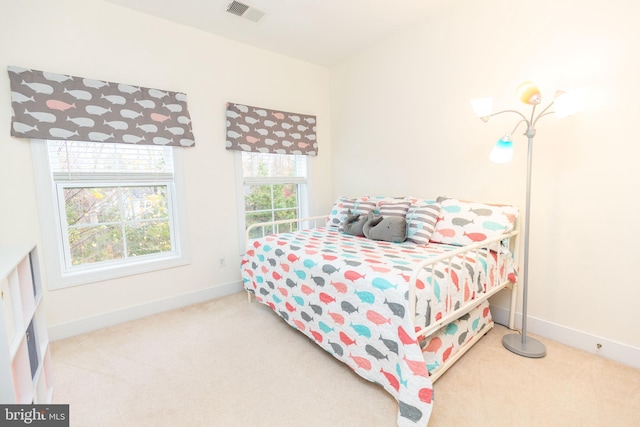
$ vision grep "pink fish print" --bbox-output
[45,99,75,111]
[380,368,400,391]
[300,284,314,295]
[442,344,455,362]
[319,292,336,304]
[349,354,371,370]
[339,331,357,346]
[371,265,392,273]
[285,302,296,312]
[403,355,429,377]
[366,310,391,325]
[272,112,285,120]
[330,281,348,294]
[278,287,288,297]
[246,135,260,143]
[272,271,282,281]
[437,228,457,238]
[310,330,323,343]
[328,311,345,325]
[287,254,300,262]
[464,232,487,242]
[423,336,442,353]
[419,388,433,404]
[293,320,306,331]
[150,112,171,122]
[397,325,416,345]
[344,270,366,282]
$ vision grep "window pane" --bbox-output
[275,209,298,223]
[244,184,273,211]
[68,225,124,265]
[63,185,173,267]
[273,184,297,209]
[49,141,173,175]
[241,152,306,178]
[65,187,121,225]
[125,221,171,257]
[122,186,169,220]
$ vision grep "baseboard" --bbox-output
[48,281,244,341]
[491,306,640,370]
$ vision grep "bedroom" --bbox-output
[0,0,638,425]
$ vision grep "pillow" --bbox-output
[326,197,377,231]
[378,200,411,217]
[430,197,518,246]
[406,202,441,245]
[362,212,407,243]
[342,210,368,236]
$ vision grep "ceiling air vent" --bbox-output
[226,1,267,23]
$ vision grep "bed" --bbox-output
[241,196,519,427]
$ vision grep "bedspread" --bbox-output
[241,227,514,427]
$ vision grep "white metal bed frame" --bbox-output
[245,215,520,382]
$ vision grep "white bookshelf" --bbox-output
[0,244,53,404]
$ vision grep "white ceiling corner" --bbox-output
[105,0,455,67]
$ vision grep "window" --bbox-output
[238,152,308,239]
[32,140,190,289]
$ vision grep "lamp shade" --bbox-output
[489,135,513,163]
[470,97,493,119]
[516,81,541,105]
[554,88,588,119]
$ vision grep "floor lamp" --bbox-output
[471,82,587,358]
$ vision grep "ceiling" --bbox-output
[106,0,455,67]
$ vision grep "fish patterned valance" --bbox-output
[7,66,195,147]
[225,102,317,155]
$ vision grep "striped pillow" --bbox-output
[406,202,441,245]
[378,200,411,217]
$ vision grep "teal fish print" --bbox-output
[319,321,334,334]
[303,259,317,269]
[483,220,506,231]
[354,290,375,304]
[350,323,372,338]
[445,322,458,336]
[372,277,398,291]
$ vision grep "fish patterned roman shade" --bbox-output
[7,66,195,147]
[225,102,317,155]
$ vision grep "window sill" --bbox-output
[47,253,191,290]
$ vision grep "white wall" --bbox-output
[0,0,333,332]
[330,0,640,356]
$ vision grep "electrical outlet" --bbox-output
[218,257,225,268]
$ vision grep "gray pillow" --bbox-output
[342,209,368,236]
[363,212,407,243]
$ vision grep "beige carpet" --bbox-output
[51,291,640,426]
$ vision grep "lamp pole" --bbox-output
[501,123,546,358]
[475,83,585,358]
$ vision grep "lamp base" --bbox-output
[502,333,546,358]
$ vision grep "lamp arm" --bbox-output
[509,119,528,136]
[485,109,529,122]
[532,101,555,127]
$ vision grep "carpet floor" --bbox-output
[51,291,640,426]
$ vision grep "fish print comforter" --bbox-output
[241,227,515,427]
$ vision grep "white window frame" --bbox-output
[32,140,190,289]
[235,151,310,252]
